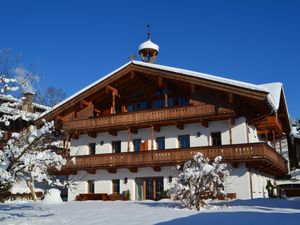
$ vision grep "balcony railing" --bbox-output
[63,104,234,132]
[60,142,288,176]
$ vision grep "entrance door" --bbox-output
[155,177,164,200]
[135,178,143,201]
[145,177,154,199]
[135,177,164,200]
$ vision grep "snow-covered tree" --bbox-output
[171,152,229,211]
[0,74,68,200]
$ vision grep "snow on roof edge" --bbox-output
[132,61,269,93]
[0,94,51,111]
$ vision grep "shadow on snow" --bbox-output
[0,203,54,221]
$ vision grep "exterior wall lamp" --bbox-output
[168,175,173,183]
[196,132,201,138]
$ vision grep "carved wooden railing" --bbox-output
[63,104,234,132]
[61,142,288,176]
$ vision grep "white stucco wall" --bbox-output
[67,166,178,201]
[251,170,274,198]
[67,163,266,201]
[70,118,254,157]
[224,163,251,199]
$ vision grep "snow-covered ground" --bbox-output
[0,198,300,225]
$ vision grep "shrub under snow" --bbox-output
[42,188,63,204]
[171,152,229,211]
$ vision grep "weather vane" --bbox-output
[128,52,137,62]
[147,24,151,40]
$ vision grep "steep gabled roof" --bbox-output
[36,60,289,124]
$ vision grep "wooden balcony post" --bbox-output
[265,130,268,142]
[112,92,116,114]
[228,118,233,145]
[164,93,168,107]
[272,130,276,149]
[151,126,154,150]
[127,128,131,152]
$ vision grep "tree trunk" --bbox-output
[27,176,37,201]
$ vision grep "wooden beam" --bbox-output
[130,127,138,134]
[130,71,135,79]
[228,118,233,145]
[151,126,154,150]
[80,99,92,106]
[106,85,119,95]
[190,83,195,94]
[228,93,234,104]
[176,122,184,130]
[202,120,208,128]
[129,167,138,173]
[153,125,160,132]
[153,166,161,172]
[107,168,117,174]
[88,132,97,138]
[86,169,96,174]
[108,130,118,136]
[158,76,163,87]
[71,134,79,140]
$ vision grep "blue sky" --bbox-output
[1,0,299,118]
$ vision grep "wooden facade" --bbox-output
[57,142,287,176]
[63,104,235,135]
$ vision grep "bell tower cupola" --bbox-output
[138,24,159,63]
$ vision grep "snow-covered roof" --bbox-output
[0,94,50,112]
[39,60,287,119]
[259,83,282,111]
[138,39,159,53]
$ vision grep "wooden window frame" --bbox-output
[112,179,120,194]
[211,132,222,146]
[89,142,96,155]
[178,134,190,148]
[112,140,121,153]
[156,137,165,150]
[87,180,95,194]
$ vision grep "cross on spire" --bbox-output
[128,53,137,61]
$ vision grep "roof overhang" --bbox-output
[35,61,278,125]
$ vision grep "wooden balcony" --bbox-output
[60,142,288,176]
[63,104,234,133]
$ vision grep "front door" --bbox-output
[135,177,164,200]
[145,177,154,199]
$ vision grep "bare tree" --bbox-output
[34,86,67,107]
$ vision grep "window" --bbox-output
[89,143,96,155]
[177,96,188,106]
[178,135,190,148]
[112,141,121,153]
[156,137,165,150]
[133,139,141,152]
[127,104,134,112]
[211,132,222,146]
[152,99,164,109]
[112,179,120,194]
[168,97,174,107]
[127,101,147,112]
[88,180,95,193]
